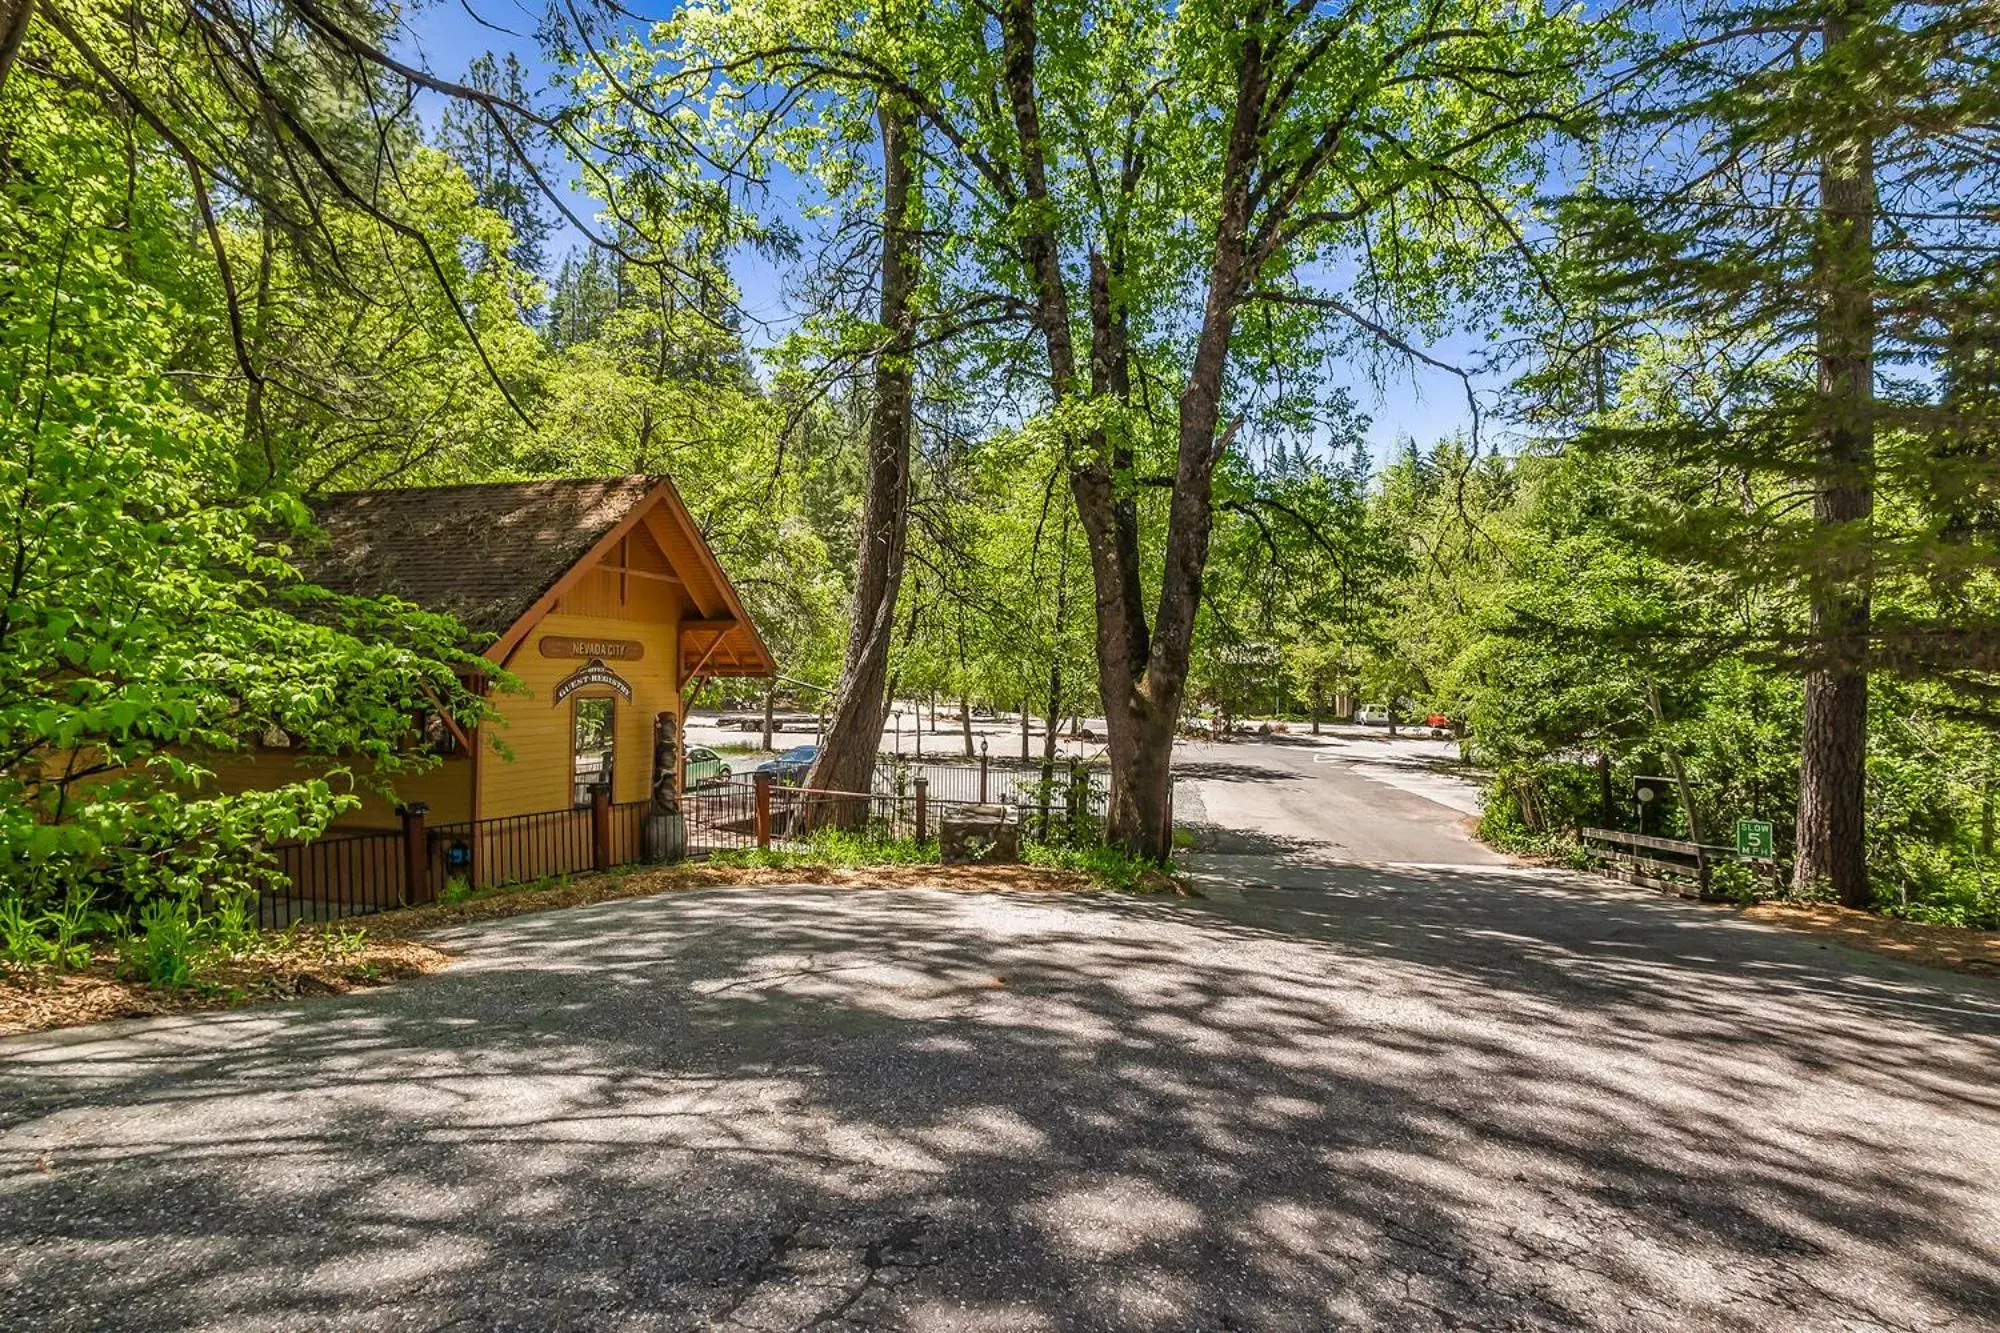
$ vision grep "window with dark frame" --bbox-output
[572,696,616,806]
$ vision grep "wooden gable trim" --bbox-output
[483,476,774,678]
[677,625,729,694]
[651,478,777,675]
[485,487,675,666]
[641,507,718,618]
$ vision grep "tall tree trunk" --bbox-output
[803,96,918,810]
[1795,12,1875,907]
[0,0,34,101]
[998,0,1262,861]
[1040,659,1062,841]
[761,682,776,752]
[961,691,973,757]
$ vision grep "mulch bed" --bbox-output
[0,937,449,1039]
[361,861,1106,937]
[1735,901,2000,979]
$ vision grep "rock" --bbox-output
[940,804,1021,864]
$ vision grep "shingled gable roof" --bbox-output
[301,476,773,675]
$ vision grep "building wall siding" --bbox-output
[476,603,683,820]
[199,751,475,831]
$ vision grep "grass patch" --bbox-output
[1025,842,1184,893]
[706,828,940,869]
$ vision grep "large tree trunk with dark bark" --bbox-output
[998,0,1263,861]
[1795,14,1875,908]
[804,96,917,811]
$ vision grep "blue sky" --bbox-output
[399,2,1495,463]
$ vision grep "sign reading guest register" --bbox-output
[552,658,634,705]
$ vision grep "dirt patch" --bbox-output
[0,938,447,1039]
[1735,901,2000,979]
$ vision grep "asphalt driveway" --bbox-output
[4,746,1999,1330]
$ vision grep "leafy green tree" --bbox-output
[1,72,490,911]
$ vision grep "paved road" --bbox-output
[5,741,1999,1331]
[1174,729,1499,865]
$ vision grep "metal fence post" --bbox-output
[398,802,430,907]
[914,775,929,843]
[754,772,773,849]
[979,740,989,803]
[1065,757,1083,836]
[591,785,612,871]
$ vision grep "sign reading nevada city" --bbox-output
[539,635,645,661]
[552,658,634,705]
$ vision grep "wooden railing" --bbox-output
[1579,827,1737,900]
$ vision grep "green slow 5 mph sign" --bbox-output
[1736,818,1774,860]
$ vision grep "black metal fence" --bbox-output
[263,829,411,926]
[261,758,1114,924]
[425,801,647,893]
[683,781,762,852]
[870,755,1109,843]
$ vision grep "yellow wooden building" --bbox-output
[218,476,773,845]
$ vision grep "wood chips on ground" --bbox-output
[0,938,448,1039]
[363,861,1104,936]
[1735,900,2000,979]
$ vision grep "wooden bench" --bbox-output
[1580,827,1737,900]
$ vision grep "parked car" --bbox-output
[683,745,731,788]
[1356,705,1393,725]
[755,744,819,785]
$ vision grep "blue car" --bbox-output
[755,744,818,786]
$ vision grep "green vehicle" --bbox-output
[683,745,732,789]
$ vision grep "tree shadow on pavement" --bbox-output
[3,873,1997,1331]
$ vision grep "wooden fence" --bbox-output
[1579,827,1739,900]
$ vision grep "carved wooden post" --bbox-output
[754,771,773,850]
[398,803,430,907]
[591,784,612,871]
[914,775,929,843]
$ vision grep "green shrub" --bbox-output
[1,895,53,973]
[1023,842,1173,892]
[124,897,202,989]
[1707,859,1762,905]
[0,885,112,975]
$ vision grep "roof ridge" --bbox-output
[314,475,657,500]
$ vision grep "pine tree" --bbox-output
[1543,0,2000,906]
[435,53,553,277]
